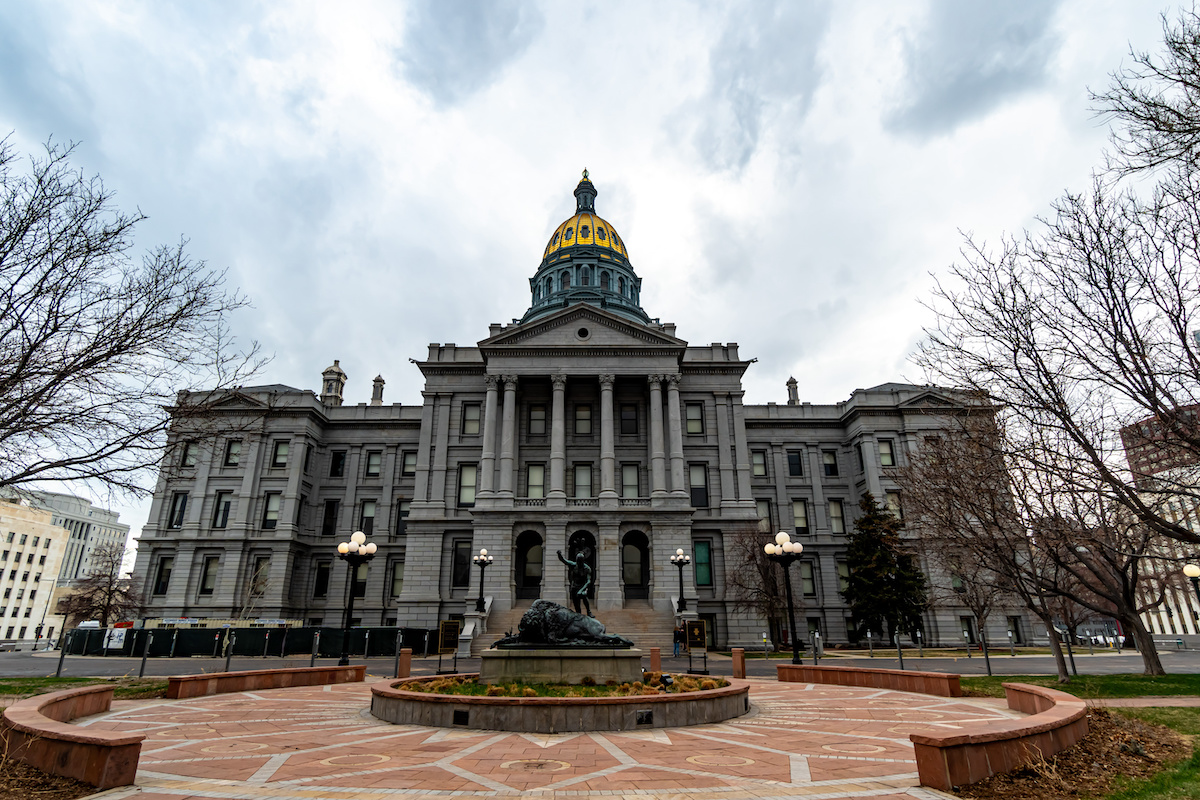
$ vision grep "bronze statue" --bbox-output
[494,600,633,648]
[557,547,593,617]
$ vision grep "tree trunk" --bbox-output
[1123,614,1166,675]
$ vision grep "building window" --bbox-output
[458,464,478,507]
[689,464,709,507]
[685,403,704,434]
[793,499,809,535]
[529,404,547,435]
[694,540,713,586]
[462,403,481,435]
[351,562,367,598]
[395,500,410,536]
[365,451,382,477]
[751,451,767,477]
[799,562,816,596]
[829,499,845,534]
[879,440,895,467]
[575,404,592,435]
[837,561,850,594]
[756,499,771,533]
[271,441,289,468]
[249,556,271,597]
[313,561,331,598]
[211,492,232,529]
[787,451,804,477]
[621,464,640,498]
[320,500,339,537]
[329,451,346,478]
[402,451,417,475]
[620,404,637,434]
[822,450,839,477]
[886,491,903,518]
[527,464,545,499]
[573,463,592,498]
[153,556,174,595]
[452,541,471,588]
[391,560,405,597]
[359,500,376,536]
[168,493,187,529]
[199,556,219,596]
[261,493,281,529]
[182,441,197,468]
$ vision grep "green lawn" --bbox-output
[1104,708,1200,799]
[960,673,1200,699]
[0,676,168,701]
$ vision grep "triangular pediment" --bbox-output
[480,305,686,350]
[898,390,966,409]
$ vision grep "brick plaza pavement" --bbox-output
[76,678,1022,800]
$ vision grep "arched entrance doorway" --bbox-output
[515,531,543,600]
[622,531,650,601]
[566,531,597,598]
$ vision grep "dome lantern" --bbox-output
[574,168,597,213]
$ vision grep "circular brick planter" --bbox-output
[370,674,752,733]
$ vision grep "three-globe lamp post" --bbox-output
[1184,563,1200,608]
[337,531,377,666]
[764,531,803,665]
[670,548,691,613]
[473,549,494,612]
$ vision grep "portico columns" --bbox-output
[498,375,518,497]
[599,374,617,506]
[649,375,668,497]
[666,374,686,497]
[548,374,567,506]
[478,375,499,497]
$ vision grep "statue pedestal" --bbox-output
[481,648,644,685]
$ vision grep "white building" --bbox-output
[0,499,69,646]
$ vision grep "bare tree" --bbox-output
[0,137,266,496]
[57,543,143,627]
[724,528,794,651]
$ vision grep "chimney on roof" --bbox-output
[786,376,799,405]
[371,375,385,406]
[321,360,347,407]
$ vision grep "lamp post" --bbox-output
[473,549,494,612]
[1185,563,1200,605]
[764,531,803,665]
[670,548,691,613]
[336,531,377,667]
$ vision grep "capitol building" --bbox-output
[133,173,1030,651]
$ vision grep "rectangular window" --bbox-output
[751,450,767,477]
[211,492,232,529]
[395,500,410,536]
[365,451,382,477]
[620,404,638,434]
[689,464,709,507]
[529,404,547,436]
[458,464,478,507]
[575,404,592,434]
[757,499,771,533]
[261,493,281,529]
[359,500,376,536]
[313,562,331,598]
[182,441,197,468]
[224,440,241,466]
[527,464,545,498]
[330,451,346,478]
[153,556,174,595]
[391,560,406,597]
[402,451,417,475]
[320,500,339,537]
[168,493,187,528]
[822,450,839,477]
[621,464,639,498]
[451,541,471,588]
[837,561,850,594]
[685,402,704,434]
[800,562,816,596]
[787,451,804,477]
[573,463,592,498]
[793,499,809,535]
[199,556,219,595]
[272,441,289,468]
[886,491,903,518]
[879,440,895,467]
[694,541,713,586]
[250,556,270,596]
[829,499,845,534]
[462,403,481,435]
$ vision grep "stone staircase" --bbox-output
[471,600,676,656]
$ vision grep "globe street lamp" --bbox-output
[764,531,803,665]
[1184,563,1200,607]
[473,549,494,612]
[336,531,377,666]
[670,548,691,612]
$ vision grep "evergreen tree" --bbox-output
[842,494,928,644]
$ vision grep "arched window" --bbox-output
[534,284,540,301]
[545,277,552,295]
[515,531,543,600]
[622,531,650,600]
[596,227,607,242]
[581,267,590,286]
[581,225,590,239]
[600,271,610,290]
[618,276,625,295]
[564,227,574,241]
[561,271,571,290]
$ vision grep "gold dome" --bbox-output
[541,211,629,261]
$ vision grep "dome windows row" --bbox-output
[531,267,640,304]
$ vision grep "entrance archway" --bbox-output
[566,531,597,598]
[515,531,543,600]
[622,531,650,601]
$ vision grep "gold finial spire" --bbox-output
[582,168,589,179]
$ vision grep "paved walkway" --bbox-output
[74,679,1024,800]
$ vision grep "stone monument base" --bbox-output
[480,648,644,685]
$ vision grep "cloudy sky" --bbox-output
[0,0,1176,543]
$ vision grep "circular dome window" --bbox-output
[576,327,590,340]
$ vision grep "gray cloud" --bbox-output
[886,0,1063,137]
[396,0,544,106]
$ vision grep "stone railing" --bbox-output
[167,664,366,699]
[567,499,599,507]
[776,663,962,697]
[619,498,649,506]
[515,498,546,507]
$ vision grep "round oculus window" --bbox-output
[576,327,590,340]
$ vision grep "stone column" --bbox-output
[648,375,667,497]
[714,393,736,508]
[548,374,567,507]
[731,391,753,506]
[665,374,687,497]
[412,394,435,504]
[807,446,828,531]
[498,375,518,497]
[429,395,450,507]
[478,375,499,497]
[861,435,882,498]
[599,374,617,506]
[233,435,262,528]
